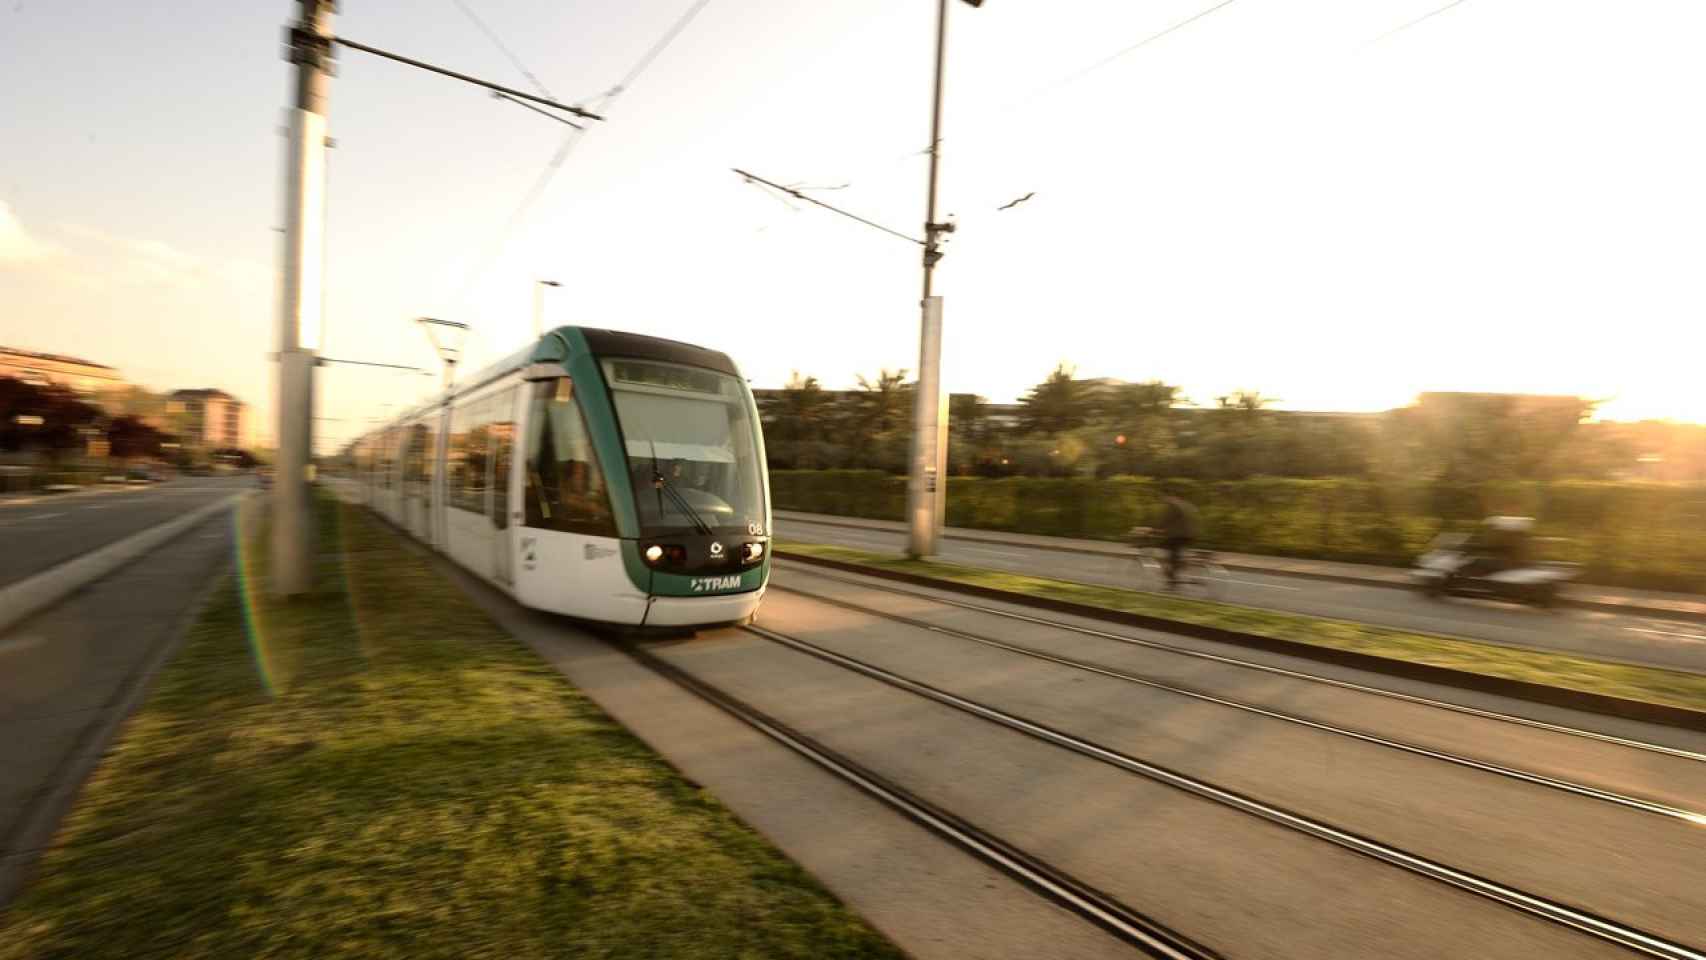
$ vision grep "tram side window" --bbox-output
[464,400,491,514]
[419,421,437,491]
[491,389,516,530]
[447,406,472,511]
[523,379,616,536]
[406,422,430,491]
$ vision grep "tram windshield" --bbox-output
[601,357,766,538]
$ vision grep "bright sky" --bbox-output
[4,0,1705,453]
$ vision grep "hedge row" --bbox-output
[769,471,1706,593]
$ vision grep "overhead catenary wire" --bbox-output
[783,0,1248,196]
[735,168,924,246]
[1367,0,1471,45]
[447,0,720,309]
[448,2,587,129]
[448,0,554,98]
[1050,0,1243,91]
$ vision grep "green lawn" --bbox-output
[775,540,1706,713]
[1,498,903,960]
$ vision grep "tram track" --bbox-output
[620,640,1225,960]
[776,562,1706,765]
[773,582,1706,826]
[724,620,1706,960]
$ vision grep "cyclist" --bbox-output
[1156,492,1200,587]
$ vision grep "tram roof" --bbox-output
[336,326,740,455]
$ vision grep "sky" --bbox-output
[4,0,1706,453]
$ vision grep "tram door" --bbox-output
[490,386,518,586]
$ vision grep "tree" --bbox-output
[949,393,989,446]
[759,372,835,469]
[0,377,101,456]
[1111,381,1182,418]
[1411,393,1591,482]
[108,416,172,459]
[1216,389,1275,414]
[1019,364,1093,435]
[852,369,911,434]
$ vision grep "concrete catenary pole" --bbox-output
[908,0,955,558]
[273,0,335,595]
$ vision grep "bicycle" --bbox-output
[1126,527,1227,601]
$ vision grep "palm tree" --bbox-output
[1018,364,1092,435]
[854,369,910,434]
[1113,381,1182,418]
[760,372,833,468]
[833,369,909,468]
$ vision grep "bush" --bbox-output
[768,471,1706,592]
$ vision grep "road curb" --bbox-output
[0,493,248,637]
[774,513,1706,625]
[774,550,1706,734]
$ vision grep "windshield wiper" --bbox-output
[649,443,714,536]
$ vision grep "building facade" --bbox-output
[167,388,248,450]
[0,347,126,400]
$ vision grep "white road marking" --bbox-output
[21,512,65,521]
[1629,627,1706,643]
[1207,576,1303,591]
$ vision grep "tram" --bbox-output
[340,326,771,628]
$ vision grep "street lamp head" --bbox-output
[539,280,561,288]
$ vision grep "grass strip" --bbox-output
[775,540,1706,712]
[1,499,903,960]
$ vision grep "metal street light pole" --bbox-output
[533,279,561,338]
[273,0,335,596]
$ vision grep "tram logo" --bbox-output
[690,575,741,593]
[709,542,725,557]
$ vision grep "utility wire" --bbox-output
[1052,0,1243,90]
[1367,0,1471,45]
[449,0,554,98]
[735,169,923,246]
[800,0,1248,192]
[449,0,719,308]
[610,0,717,99]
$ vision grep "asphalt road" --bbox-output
[0,477,254,589]
[777,516,1706,675]
[0,501,237,906]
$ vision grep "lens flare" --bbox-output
[232,496,279,696]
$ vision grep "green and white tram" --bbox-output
[344,327,771,628]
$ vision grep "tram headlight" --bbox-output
[742,541,765,564]
[643,544,687,567]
